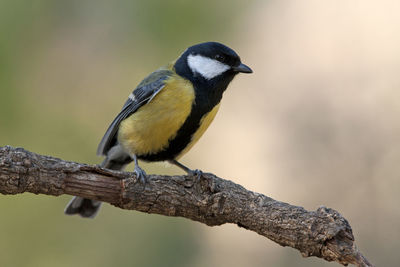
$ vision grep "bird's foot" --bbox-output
[134,165,147,184]
[167,160,203,182]
[188,169,203,182]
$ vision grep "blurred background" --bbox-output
[1,0,399,266]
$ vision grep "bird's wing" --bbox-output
[97,69,173,156]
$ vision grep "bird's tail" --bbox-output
[64,146,132,218]
[64,196,102,218]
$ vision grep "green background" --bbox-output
[0,1,247,266]
[1,1,400,267]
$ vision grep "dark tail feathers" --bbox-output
[64,145,132,218]
[64,197,102,218]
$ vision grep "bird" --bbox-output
[64,42,252,218]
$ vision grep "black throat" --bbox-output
[174,54,236,108]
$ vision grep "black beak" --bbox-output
[233,63,252,73]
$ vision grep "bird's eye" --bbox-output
[215,54,225,62]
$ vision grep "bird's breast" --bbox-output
[175,103,220,159]
[118,76,195,156]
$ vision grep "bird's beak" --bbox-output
[233,63,253,73]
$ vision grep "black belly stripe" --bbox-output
[138,95,214,161]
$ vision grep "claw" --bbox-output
[168,159,204,182]
[132,154,147,184]
[188,169,203,182]
[134,165,147,184]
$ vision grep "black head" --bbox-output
[174,42,252,84]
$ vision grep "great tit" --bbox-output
[65,42,252,218]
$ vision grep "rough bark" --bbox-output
[0,146,373,266]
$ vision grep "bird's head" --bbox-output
[174,42,252,86]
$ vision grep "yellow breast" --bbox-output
[118,75,195,156]
[176,103,220,159]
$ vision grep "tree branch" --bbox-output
[0,146,372,266]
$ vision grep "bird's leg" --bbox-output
[169,159,203,181]
[132,154,147,184]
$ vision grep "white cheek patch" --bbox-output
[187,54,230,80]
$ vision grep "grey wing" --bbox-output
[96,70,172,156]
